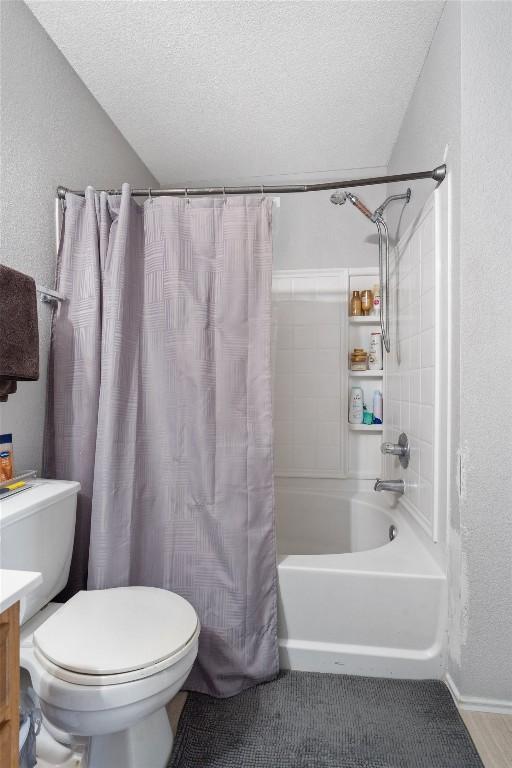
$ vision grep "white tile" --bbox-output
[274,420,293,446]
[274,444,291,472]
[406,467,419,509]
[420,440,433,483]
[275,302,295,325]
[317,397,340,422]
[293,325,317,349]
[421,212,435,258]
[410,370,421,404]
[293,348,318,374]
[315,301,341,325]
[293,373,317,398]
[400,397,411,435]
[317,421,340,446]
[293,420,317,445]
[421,288,435,331]
[409,402,421,440]
[420,404,434,445]
[273,397,294,421]
[274,374,293,399]
[317,444,340,471]
[313,372,340,398]
[272,277,292,297]
[419,478,433,526]
[421,367,434,406]
[292,397,318,421]
[409,335,421,370]
[276,349,293,375]
[421,249,435,294]
[317,324,340,349]
[420,328,435,368]
[276,324,293,349]
[292,444,317,470]
[292,276,315,299]
[408,435,421,474]
[316,349,339,375]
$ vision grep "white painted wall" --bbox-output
[388,0,512,706]
[0,1,157,474]
[272,173,385,271]
[456,1,512,708]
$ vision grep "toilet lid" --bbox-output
[33,587,199,676]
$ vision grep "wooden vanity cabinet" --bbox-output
[0,602,20,768]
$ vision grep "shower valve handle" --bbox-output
[380,433,410,469]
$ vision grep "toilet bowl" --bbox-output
[20,586,199,768]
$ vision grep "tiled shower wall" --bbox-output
[272,270,347,477]
[385,194,439,538]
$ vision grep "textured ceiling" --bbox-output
[27,0,444,185]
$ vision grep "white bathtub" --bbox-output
[276,487,446,679]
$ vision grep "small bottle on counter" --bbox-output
[350,290,362,316]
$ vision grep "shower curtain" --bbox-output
[44,184,278,697]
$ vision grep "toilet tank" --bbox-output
[0,479,80,623]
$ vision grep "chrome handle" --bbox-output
[380,432,410,469]
[381,442,403,456]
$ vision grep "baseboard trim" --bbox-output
[445,673,512,714]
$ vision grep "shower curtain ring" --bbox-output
[222,186,227,204]
[260,184,264,201]
[185,188,190,205]
[147,188,152,203]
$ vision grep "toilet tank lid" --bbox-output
[0,480,80,529]
[33,586,199,676]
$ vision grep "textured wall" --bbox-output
[388,0,512,705]
[457,1,512,705]
[273,172,385,271]
[0,1,157,473]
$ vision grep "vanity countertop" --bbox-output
[0,569,42,614]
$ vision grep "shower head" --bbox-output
[330,189,376,220]
[329,190,347,206]
[344,191,377,222]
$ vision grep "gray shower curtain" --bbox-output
[44,184,278,696]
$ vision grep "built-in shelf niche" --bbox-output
[347,268,384,479]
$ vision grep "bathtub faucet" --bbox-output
[374,478,405,495]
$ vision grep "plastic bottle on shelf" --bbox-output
[368,332,383,370]
[349,387,364,424]
[371,284,381,317]
[372,390,383,424]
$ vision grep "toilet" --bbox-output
[1,480,199,768]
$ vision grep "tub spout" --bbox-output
[374,478,405,495]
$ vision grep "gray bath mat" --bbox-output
[169,670,483,767]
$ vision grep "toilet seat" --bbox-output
[33,586,199,686]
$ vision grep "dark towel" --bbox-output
[0,264,39,402]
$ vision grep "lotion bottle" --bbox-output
[349,387,364,424]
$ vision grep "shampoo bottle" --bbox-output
[372,390,383,424]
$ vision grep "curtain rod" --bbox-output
[56,164,446,199]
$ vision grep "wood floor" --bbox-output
[460,710,512,768]
[167,693,512,767]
